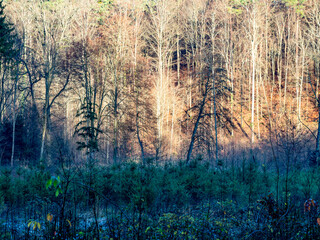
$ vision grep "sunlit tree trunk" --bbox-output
[250,5,257,145]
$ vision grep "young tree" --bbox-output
[143,0,176,160]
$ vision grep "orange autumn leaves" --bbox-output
[304,198,320,226]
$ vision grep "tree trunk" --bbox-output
[316,97,320,166]
[113,85,118,164]
[136,112,145,164]
[11,64,18,167]
[186,76,210,163]
[213,69,218,165]
[40,80,50,164]
[251,5,257,145]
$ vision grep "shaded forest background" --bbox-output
[0,0,319,166]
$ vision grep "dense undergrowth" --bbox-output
[1,158,320,239]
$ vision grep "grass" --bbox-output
[1,159,320,239]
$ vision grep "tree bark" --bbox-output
[10,63,18,167]
[186,76,210,163]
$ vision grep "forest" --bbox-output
[1,0,320,239]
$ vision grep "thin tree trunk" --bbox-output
[251,5,257,145]
[298,47,305,128]
[295,17,300,123]
[177,34,180,85]
[113,85,118,164]
[251,39,256,144]
[316,96,320,166]
[284,25,289,110]
[213,69,218,165]
[40,81,50,164]
[40,113,47,163]
[170,100,175,158]
[186,76,210,163]
[11,64,18,167]
[136,112,145,164]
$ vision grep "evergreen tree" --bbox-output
[0,0,17,60]
[74,98,102,157]
[0,0,19,166]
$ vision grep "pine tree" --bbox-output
[74,98,102,157]
[0,0,17,60]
